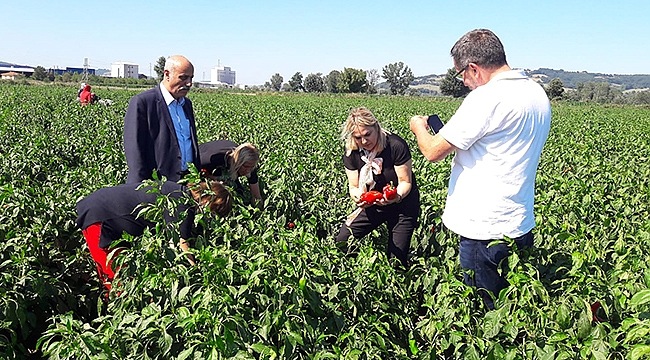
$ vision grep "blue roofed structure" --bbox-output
[0,61,34,75]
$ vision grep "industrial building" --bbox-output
[211,65,236,85]
[111,62,139,79]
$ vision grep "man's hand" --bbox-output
[409,115,429,135]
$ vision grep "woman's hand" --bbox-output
[377,193,401,206]
[179,239,197,266]
[355,197,378,208]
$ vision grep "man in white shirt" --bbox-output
[409,29,551,309]
[124,55,200,184]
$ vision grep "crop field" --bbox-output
[1,83,649,359]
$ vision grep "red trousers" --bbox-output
[82,222,122,291]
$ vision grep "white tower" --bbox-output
[81,58,89,83]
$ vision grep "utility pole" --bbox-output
[81,57,89,83]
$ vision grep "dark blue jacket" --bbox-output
[124,85,200,183]
[76,181,194,248]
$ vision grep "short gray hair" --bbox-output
[451,29,507,70]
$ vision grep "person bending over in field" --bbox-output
[336,107,420,268]
[79,84,97,106]
[199,140,262,207]
[76,180,232,292]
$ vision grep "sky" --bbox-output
[2,0,649,85]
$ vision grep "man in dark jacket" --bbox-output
[123,55,201,183]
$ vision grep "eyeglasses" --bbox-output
[454,65,468,82]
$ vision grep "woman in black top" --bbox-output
[336,107,420,267]
[76,180,232,290]
[199,140,262,206]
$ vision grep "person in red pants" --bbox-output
[76,180,232,293]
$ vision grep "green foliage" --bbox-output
[288,72,304,92]
[546,78,565,99]
[154,56,167,82]
[269,73,283,91]
[0,83,649,358]
[365,69,381,94]
[382,62,415,95]
[565,82,624,103]
[304,73,325,93]
[532,68,650,89]
[439,68,470,98]
[324,70,341,93]
[32,66,48,81]
[338,68,368,93]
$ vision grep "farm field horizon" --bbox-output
[1,83,649,359]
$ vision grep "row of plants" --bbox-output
[0,83,648,359]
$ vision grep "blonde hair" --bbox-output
[191,181,233,217]
[228,143,260,180]
[340,107,388,155]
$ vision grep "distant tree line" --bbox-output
[544,78,650,105]
[10,61,650,104]
[262,61,416,96]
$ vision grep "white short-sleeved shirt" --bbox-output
[438,70,551,240]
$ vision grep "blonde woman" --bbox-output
[199,140,262,206]
[337,107,420,268]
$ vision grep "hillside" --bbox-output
[527,68,650,89]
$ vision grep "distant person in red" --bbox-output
[79,84,95,105]
[76,180,232,292]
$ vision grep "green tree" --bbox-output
[439,68,470,98]
[288,72,304,92]
[365,69,380,94]
[304,73,325,92]
[573,82,622,103]
[270,73,283,91]
[324,70,341,93]
[627,90,650,105]
[154,56,166,81]
[381,62,414,95]
[338,67,367,93]
[32,66,48,81]
[546,78,565,99]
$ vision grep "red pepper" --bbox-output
[591,301,606,323]
[359,190,383,203]
[382,183,398,200]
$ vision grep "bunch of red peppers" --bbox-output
[359,183,398,203]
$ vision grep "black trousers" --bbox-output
[336,205,418,267]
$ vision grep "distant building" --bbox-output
[0,62,34,76]
[1,71,21,80]
[211,66,236,85]
[111,62,139,79]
